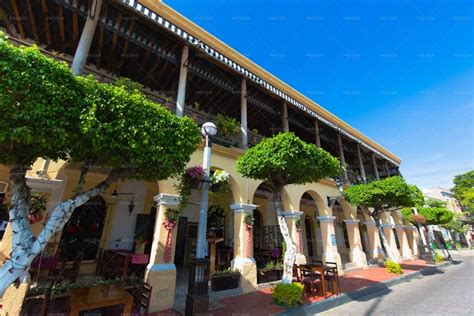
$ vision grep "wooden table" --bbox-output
[207,237,223,274]
[302,264,327,298]
[69,285,133,316]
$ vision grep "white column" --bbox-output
[395,224,413,260]
[71,0,103,75]
[282,102,289,132]
[317,216,343,274]
[343,219,368,268]
[372,153,380,180]
[176,45,189,117]
[364,222,384,261]
[357,144,367,183]
[240,79,248,148]
[337,133,348,183]
[282,211,306,264]
[314,120,321,147]
[145,193,180,313]
[231,203,257,293]
[381,223,401,262]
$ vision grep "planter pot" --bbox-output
[210,183,222,193]
[257,269,282,283]
[188,178,201,189]
[211,273,240,291]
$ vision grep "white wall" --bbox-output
[106,180,147,250]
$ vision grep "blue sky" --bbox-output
[167,0,474,189]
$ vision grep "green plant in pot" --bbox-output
[257,261,283,283]
[215,113,241,146]
[210,268,241,291]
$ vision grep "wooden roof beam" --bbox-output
[26,0,40,44]
[10,0,25,39]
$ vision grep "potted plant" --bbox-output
[210,169,230,193]
[215,114,241,147]
[257,261,283,283]
[211,269,241,291]
[28,193,47,224]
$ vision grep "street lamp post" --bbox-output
[185,122,217,316]
[196,121,217,258]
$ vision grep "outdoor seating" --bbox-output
[324,261,341,295]
[300,265,322,296]
[51,251,84,282]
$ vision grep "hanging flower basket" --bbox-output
[244,213,254,230]
[295,219,303,232]
[210,169,230,193]
[185,165,205,189]
[28,213,43,224]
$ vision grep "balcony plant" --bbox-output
[215,113,241,147]
[210,269,241,291]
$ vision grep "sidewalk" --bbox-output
[153,259,444,316]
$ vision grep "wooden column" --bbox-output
[337,133,348,183]
[240,78,248,148]
[282,102,289,132]
[176,45,189,117]
[71,0,103,75]
[372,153,380,180]
[357,144,367,183]
[385,161,391,178]
[314,120,321,147]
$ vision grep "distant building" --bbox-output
[423,187,463,213]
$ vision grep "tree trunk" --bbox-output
[273,190,297,284]
[0,169,126,297]
[373,212,397,261]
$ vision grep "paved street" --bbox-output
[319,255,474,316]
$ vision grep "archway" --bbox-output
[299,192,323,261]
[59,195,107,261]
[333,202,350,264]
[357,207,370,255]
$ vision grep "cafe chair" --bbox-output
[324,261,341,295]
[301,266,322,296]
[292,265,302,282]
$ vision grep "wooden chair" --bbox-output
[51,251,84,283]
[301,265,322,296]
[324,261,341,295]
[292,265,302,282]
[130,281,153,315]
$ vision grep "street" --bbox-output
[319,255,474,315]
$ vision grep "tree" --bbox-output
[0,35,201,296]
[442,213,469,235]
[237,133,341,283]
[343,176,419,261]
[417,207,453,226]
[452,170,474,216]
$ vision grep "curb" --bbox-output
[283,261,453,315]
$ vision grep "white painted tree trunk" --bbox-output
[273,190,297,284]
[373,213,397,261]
[0,169,124,297]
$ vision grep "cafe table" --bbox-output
[302,264,327,298]
[69,285,133,316]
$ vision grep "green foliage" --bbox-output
[442,213,470,234]
[434,252,444,264]
[215,113,240,138]
[260,261,283,271]
[425,198,447,208]
[452,170,474,216]
[401,208,413,222]
[385,260,404,274]
[237,133,341,190]
[417,207,453,226]
[272,283,304,308]
[114,77,143,93]
[211,268,240,277]
[0,32,84,165]
[344,176,418,211]
[74,76,201,181]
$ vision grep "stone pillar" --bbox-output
[314,120,321,147]
[385,161,391,178]
[343,219,368,268]
[395,225,413,260]
[364,222,384,261]
[337,133,348,183]
[282,102,289,132]
[240,79,248,148]
[381,223,401,262]
[372,153,380,180]
[356,144,367,183]
[317,216,343,274]
[231,203,257,293]
[71,0,103,75]
[405,225,419,257]
[145,193,180,313]
[176,45,189,117]
[282,211,306,264]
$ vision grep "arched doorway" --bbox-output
[59,196,107,261]
[299,192,323,261]
[333,203,350,264]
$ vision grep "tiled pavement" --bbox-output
[152,259,432,316]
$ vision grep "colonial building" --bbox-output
[0,0,421,313]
